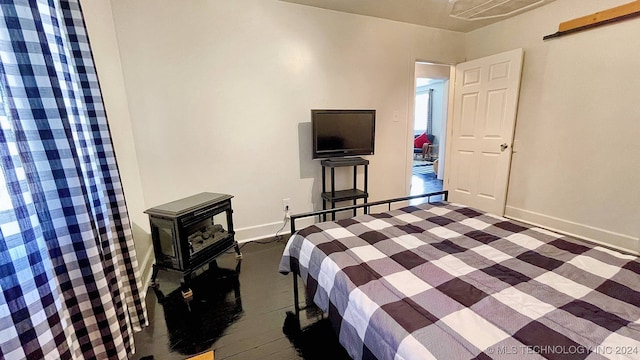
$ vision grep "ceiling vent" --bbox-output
[449,0,549,20]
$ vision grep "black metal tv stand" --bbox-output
[320,157,369,221]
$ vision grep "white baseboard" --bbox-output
[505,206,639,255]
[139,245,154,299]
[234,217,316,243]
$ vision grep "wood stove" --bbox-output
[145,192,242,290]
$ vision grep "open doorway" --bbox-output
[410,62,451,196]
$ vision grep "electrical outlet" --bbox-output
[282,198,290,213]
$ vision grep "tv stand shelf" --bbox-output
[321,189,368,202]
[321,157,369,220]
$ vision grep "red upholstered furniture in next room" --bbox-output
[413,133,436,160]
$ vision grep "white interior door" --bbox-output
[446,48,523,215]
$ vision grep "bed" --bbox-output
[279,192,640,360]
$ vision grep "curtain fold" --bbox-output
[0,1,147,359]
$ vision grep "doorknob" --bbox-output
[500,143,509,151]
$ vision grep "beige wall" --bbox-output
[81,0,154,283]
[82,0,638,286]
[99,0,464,243]
[466,0,640,253]
[80,0,463,284]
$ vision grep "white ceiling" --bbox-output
[279,0,556,32]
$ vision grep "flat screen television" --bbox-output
[312,109,376,159]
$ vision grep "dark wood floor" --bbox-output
[131,239,350,360]
[132,174,441,360]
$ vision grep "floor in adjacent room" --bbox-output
[410,159,443,197]
[132,240,350,360]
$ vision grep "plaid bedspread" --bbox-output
[279,202,640,360]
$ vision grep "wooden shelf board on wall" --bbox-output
[544,0,640,40]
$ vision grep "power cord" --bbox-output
[253,213,289,244]
[224,213,290,254]
[274,212,289,241]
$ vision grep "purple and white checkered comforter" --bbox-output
[279,202,640,360]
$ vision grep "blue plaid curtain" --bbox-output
[0,1,147,359]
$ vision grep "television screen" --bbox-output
[312,109,376,159]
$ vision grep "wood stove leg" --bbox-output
[180,273,193,304]
[151,286,166,303]
[208,259,219,270]
[234,240,243,260]
[150,264,160,288]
